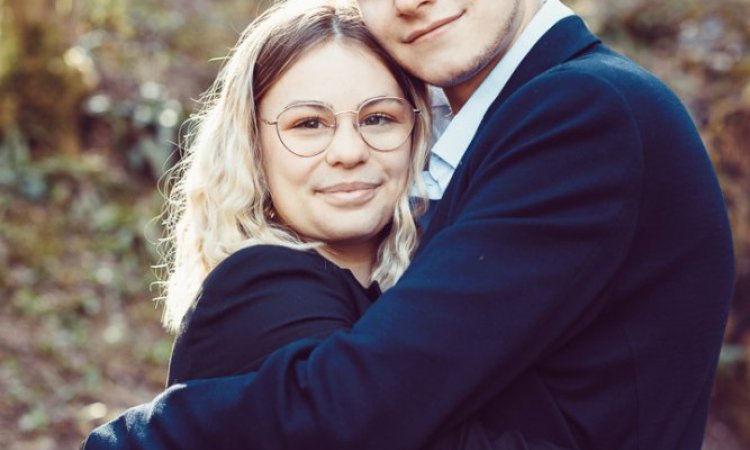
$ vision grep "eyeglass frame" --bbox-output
[260,96,422,157]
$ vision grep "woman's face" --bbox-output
[258,41,413,248]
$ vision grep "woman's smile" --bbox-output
[315,181,381,207]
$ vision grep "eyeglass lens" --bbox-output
[274,98,415,156]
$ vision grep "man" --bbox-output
[85,0,734,448]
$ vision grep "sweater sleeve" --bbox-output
[167,245,362,385]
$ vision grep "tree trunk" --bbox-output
[0,0,89,156]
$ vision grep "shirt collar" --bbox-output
[429,0,574,169]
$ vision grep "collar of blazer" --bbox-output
[487,16,601,120]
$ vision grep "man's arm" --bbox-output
[84,69,643,450]
[166,245,532,450]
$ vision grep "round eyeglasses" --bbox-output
[261,96,421,157]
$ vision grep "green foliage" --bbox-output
[0,1,270,447]
[0,119,171,448]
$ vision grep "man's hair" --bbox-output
[156,0,432,333]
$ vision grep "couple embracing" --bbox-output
[84,0,734,448]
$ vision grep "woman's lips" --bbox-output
[316,182,380,206]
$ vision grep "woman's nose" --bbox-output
[324,114,370,168]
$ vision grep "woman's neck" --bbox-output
[317,240,378,287]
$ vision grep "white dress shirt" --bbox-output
[422,0,574,199]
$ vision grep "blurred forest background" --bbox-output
[0,0,748,448]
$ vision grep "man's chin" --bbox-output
[420,58,490,89]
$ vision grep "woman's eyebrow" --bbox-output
[280,94,399,111]
[281,99,332,109]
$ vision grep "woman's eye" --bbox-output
[294,118,323,129]
[362,114,393,126]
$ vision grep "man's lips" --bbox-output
[403,12,463,44]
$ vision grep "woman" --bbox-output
[159,0,429,384]
[129,1,503,448]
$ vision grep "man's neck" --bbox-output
[443,50,505,113]
[444,0,545,112]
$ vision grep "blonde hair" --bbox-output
[156,0,432,333]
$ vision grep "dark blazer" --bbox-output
[84,16,734,450]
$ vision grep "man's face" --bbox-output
[358,0,532,107]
